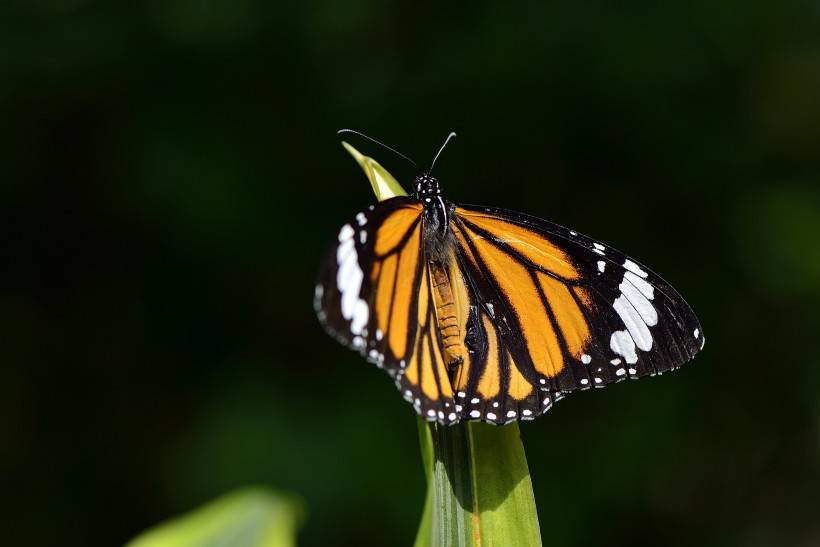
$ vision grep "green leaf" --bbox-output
[126,488,303,547]
[415,420,542,547]
[341,141,408,200]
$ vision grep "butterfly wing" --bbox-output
[447,204,704,423]
[315,197,458,423]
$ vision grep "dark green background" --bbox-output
[3,1,819,546]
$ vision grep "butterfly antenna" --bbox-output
[337,129,418,167]
[429,131,457,173]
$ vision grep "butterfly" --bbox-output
[315,134,704,425]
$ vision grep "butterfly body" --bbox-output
[413,173,454,260]
[316,171,704,425]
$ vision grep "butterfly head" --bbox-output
[413,173,441,199]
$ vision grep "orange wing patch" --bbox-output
[374,255,397,334]
[465,223,565,378]
[388,222,421,357]
[374,204,423,256]
[573,286,593,310]
[457,209,580,281]
[538,273,591,359]
[477,314,501,398]
[507,350,533,400]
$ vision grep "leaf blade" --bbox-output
[341,141,408,201]
[125,488,303,547]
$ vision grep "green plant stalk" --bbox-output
[414,420,542,547]
[344,143,542,547]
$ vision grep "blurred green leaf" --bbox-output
[126,488,303,547]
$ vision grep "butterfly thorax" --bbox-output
[414,173,448,229]
[413,173,453,258]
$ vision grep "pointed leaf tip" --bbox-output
[341,141,408,202]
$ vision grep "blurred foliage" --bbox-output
[127,488,303,547]
[2,1,819,546]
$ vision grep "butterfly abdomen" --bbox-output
[430,261,464,367]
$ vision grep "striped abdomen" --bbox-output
[430,261,463,367]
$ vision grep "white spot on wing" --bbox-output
[610,329,638,364]
[486,412,497,420]
[623,259,648,278]
[338,224,354,242]
[339,268,363,319]
[619,279,658,327]
[624,271,654,299]
[694,328,700,338]
[336,237,354,264]
[597,260,606,273]
[469,410,480,418]
[336,223,367,332]
[581,354,592,364]
[613,296,653,351]
[350,299,369,335]
[356,212,367,226]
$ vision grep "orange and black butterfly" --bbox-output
[315,134,704,425]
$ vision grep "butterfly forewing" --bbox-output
[315,197,458,423]
[451,205,704,405]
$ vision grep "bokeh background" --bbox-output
[3,1,820,546]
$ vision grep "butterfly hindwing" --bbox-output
[447,221,565,423]
[315,197,457,423]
